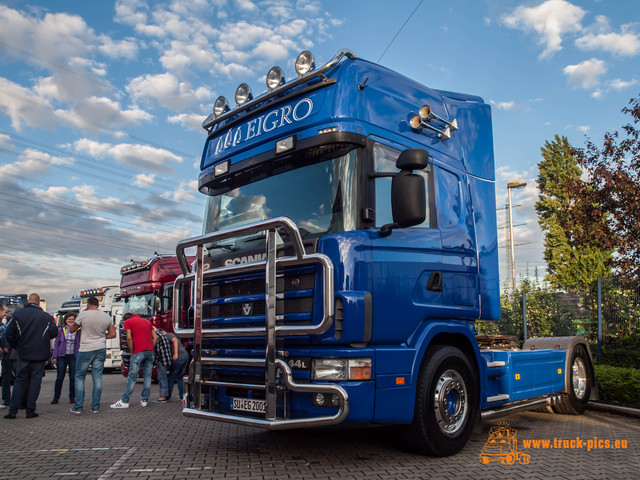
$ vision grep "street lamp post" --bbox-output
[507,180,527,291]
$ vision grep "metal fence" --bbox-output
[476,276,640,366]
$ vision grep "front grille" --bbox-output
[201,265,316,329]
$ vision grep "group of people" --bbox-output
[0,293,188,418]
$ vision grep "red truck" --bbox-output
[119,254,193,378]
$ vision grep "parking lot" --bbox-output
[1,372,638,479]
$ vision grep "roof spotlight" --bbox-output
[213,96,230,117]
[266,66,285,91]
[235,83,253,105]
[295,50,315,76]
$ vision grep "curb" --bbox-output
[588,401,640,419]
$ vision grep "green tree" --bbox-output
[571,94,640,280]
[536,135,611,288]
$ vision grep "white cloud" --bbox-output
[114,0,149,27]
[159,40,213,73]
[236,0,258,12]
[608,78,638,90]
[171,179,199,202]
[67,96,153,128]
[502,0,585,59]
[126,72,212,111]
[563,58,607,89]
[134,173,156,186]
[490,100,525,111]
[73,139,183,172]
[576,16,640,56]
[97,34,140,59]
[0,148,73,178]
[167,112,208,131]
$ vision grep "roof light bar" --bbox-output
[213,96,230,117]
[235,83,252,106]
[80,288,105,297]
[266,66,285,91]
[295,50,315,76]
[120,260,148,274]
[202,49,355,131]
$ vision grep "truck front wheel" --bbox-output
[400,345,477,456]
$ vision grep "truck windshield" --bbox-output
[123,293,154,319]
[0,297,24,313]
[202,149,358,254]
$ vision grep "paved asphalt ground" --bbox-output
[0,371,638,479]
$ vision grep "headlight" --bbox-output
[213,96,229,117]
[312,358,372,381]
[266,66,285,91]
[235,83,252,105]
[295,50,315,76]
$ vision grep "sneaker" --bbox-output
[26,412,39,419]
[153,398,168,404]
[4,413,16,419]
[91,409,99,414]
[70,407,82,414]
[0,404,7,409]
[110,400,129,409]
[140,400,148,407]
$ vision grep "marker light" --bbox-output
[275,135,295,155]
[266,66,285,91]
[235,83,252,105]
[213,96,230,117]
[214,160,230,177]
[295,50,315,76]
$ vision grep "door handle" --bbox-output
[426,271,443,292]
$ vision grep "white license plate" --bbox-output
[232,397,266,413]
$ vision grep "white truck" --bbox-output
[79,286,123,371]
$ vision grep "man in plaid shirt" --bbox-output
[153,328,172,403]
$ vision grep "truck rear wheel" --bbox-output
[553,344,591,415]
[400,345,477,456]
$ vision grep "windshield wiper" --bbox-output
[206,243,236,252]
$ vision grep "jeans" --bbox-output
[167,356,188,400]
[156,362,169,397]
[54,354,76,400]
[74,348,106,411]
[8,359,45,416]
[121,350,154,403]
[1,354,14,404]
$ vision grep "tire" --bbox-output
[400,345,477,456]
[552,344,591,415]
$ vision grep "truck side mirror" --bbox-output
[380,148,428,237]
[392,173,426,227]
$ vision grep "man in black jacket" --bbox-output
[4,293,57,419]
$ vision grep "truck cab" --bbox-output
[80,287,123,370]
[119,254,193,377]
[172,49,595,456]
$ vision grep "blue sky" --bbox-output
[0,0,638,311]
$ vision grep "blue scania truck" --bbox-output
[172,49,595,456]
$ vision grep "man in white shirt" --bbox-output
[68,296,115,414]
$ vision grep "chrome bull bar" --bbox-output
[173,217,348,428]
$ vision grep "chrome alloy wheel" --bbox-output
[433,369,468,434]
[572,356,588,400]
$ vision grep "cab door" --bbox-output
[370,142,444,344]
